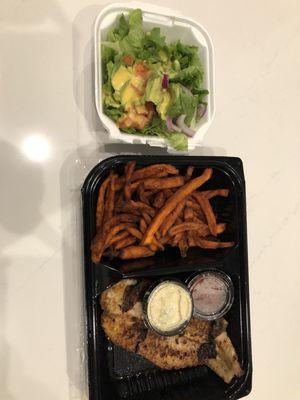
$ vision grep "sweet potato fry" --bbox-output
[91,232,104,263]
[186,199,202,213]
[115,180,124,191]
[115,179,139,192]
[125,161,136,178]
[153,237,164,250]
[115,203,141,216]
[114,235,137,250]
[126,226,143,240]
[185,166,194,181]
[196,238,235,249]
[106,223,136,244]
[179,234,188,257]
[186,199,206,222]
[172,232,183,246]
[216,223,226,234]
[184,207,196,247]
[96,176,110,231]
[191,189,229,206]
[104,174,116,224]
[115,171,171,189]
[144,189,160,198]
[124,161,136,200]
[131,164,179,181]
[141,212,162,246]
[115,192,124,209]
[143,176,185,190]
[118,245,155,259]
[137,183,149,205]
[139,219,147,234]
[169,222,210,237]
[91,223,135,263]
[190,217,210,239]
[141,211,152,226]
[201,189,229,199]
[149,239,164,252]
[148,243,159,252]
[142,168,213,245]
[105,214,140,230]
[153,191,165,208]
[129,200,155,216]
[163,189,174,199]
[160,200,186,237]
[160,235,171,245]
[184,207,194,221]
[130,181,141,191]
[107,231,129,246]
[197,197,218,236]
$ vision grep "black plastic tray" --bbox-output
[82,155,252,400]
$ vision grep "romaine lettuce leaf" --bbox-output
[169,41,204,91]
[120,9,144,55]
[107,14,129,42]
[138,28,167,63]
[102,61,114,91]
[171,65,203,90]
[167,83,198,126]
[193,88,209,104]
[164,132,188,151]
[103,105,124,121]
[121,117,188,151]
[101,46,117,81]
[145,27,166,48]
[102,45,116,64]
[102,60,124,120]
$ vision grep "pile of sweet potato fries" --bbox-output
[91,162,234,263]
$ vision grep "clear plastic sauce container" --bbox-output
[187,270,234,320]
[143,280,193,336]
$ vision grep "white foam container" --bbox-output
[94,2,215,152]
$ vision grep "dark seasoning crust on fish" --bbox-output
[100,279,244,384]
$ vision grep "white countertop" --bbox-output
[1,0,300,399]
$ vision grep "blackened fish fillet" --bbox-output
[100,279,243,383]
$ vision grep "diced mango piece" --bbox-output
[121,84,139,107]
[111,65,132,91]
[157,91,171,120]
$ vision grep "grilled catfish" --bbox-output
[101,279,243,383]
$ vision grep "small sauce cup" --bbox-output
[143,280,193,336]
[186,270,234,321]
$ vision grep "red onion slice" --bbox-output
[162,74,169,89]
[197,103,207,119]
[166,116,173,130]
[166,116,181,132]
[176,114,196,137]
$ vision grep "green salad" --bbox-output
[101,9,208,151]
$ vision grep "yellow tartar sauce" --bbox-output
[147,282,192,333]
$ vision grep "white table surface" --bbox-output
[1,0,300,399]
